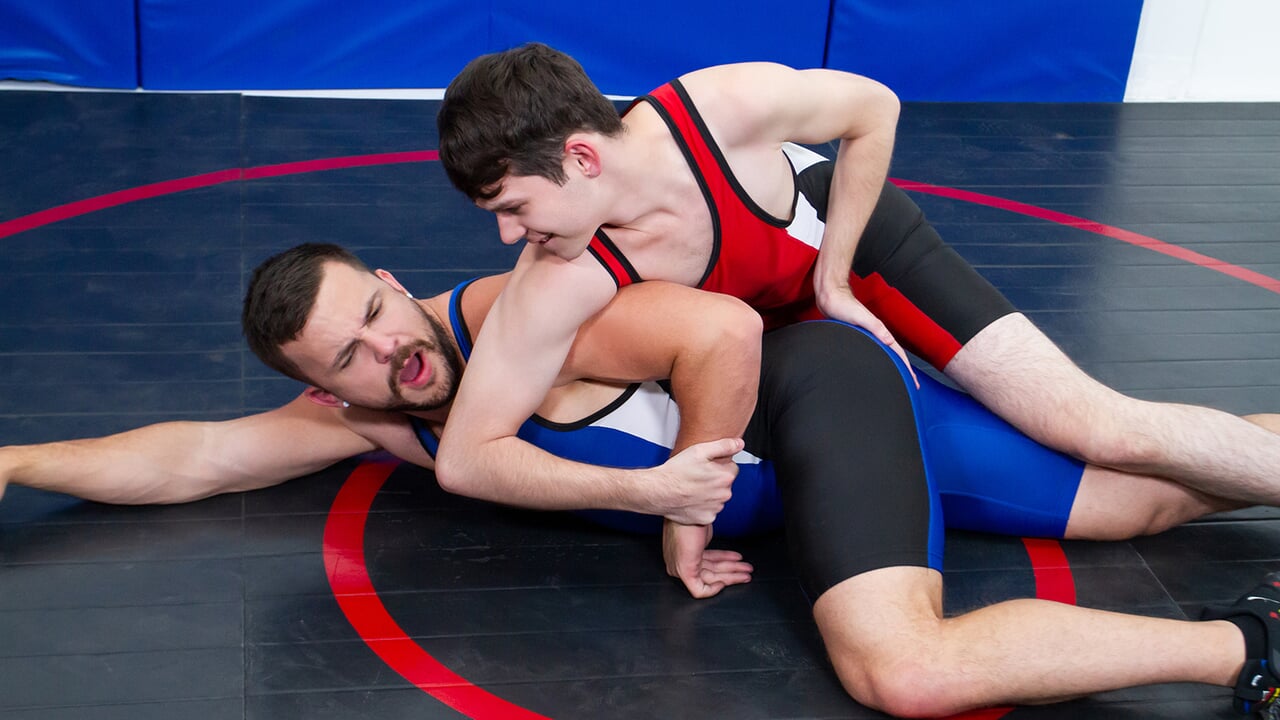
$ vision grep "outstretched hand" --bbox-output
[663,520,753,599]
[651,438,742,526]
[816,284,918,387]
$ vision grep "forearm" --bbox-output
[2,422,249,504]
[814,98,899,296]
[435,434,665,514]
[0,402,360,505]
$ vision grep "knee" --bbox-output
[826,632,967,718]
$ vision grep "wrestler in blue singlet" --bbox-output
[411,280,1084,600]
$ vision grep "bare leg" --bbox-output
[1065,465,1243,540]
[1067,413,1280,540]
[813,565,1244,718]
[947,313,1280,506]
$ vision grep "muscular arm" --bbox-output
[0,395,382,505]
[564,281,761,453]
[433,248,630,509]
[435,258,760,523]
[684,63,903,348]
[567,282,763,598]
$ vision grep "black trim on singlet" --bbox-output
[795,160,834,223]
[589,228,642,285]
[407,277,481,460]
[526,381,645,431]
[665,80,795,230]
[586,245,621,289]
[441,275,645,438]
[447,277,479,360]
[631,90,723,289]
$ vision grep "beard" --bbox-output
[379,302,464,413]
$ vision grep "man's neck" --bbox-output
[605,106,699,231]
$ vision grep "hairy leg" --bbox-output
[947,313,1280,505]
[1065,414,1280,539]
[813,565,1243,718]
[1065,465,1242,540]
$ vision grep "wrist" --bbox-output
[616,466,664,516]
[0,446,21,499]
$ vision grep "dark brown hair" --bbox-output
[241,243,370,382]
[437,42,623,201]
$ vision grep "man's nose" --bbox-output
[368,332,398,363]
[496,215,526,246]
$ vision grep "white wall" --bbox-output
[1126,0,1280,101]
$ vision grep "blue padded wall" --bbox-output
[3,0,1145,99]
[826,0,1145,102]
[0,0,137,88]
[136,0,829,93]
[138,0,488,90]
[487,1,830,97]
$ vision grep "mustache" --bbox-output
[389,340,432,388]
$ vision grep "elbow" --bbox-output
[874,80,901,120]
[886,87,901,119]
[431,441,473,497]
[709,295,764,352]
[684,295,763,382]
[726,302,764,367]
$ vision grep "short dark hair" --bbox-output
[241,243,370,383]
[437,42,624,201]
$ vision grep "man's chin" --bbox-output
[380,387,455,413]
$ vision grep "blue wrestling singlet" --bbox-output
[409,281,1085,563]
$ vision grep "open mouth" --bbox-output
[398,350,431,388]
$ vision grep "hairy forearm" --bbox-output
[815,100,899,294]
[2,423,240,504]
[0,411,345,505]
[434,435,663,514]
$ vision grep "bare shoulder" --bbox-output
[679,61,800,92]
[494,247,619,330]
[677,62,896,147]
[676,63,813,147]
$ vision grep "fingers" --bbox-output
[697,437,745,460]
[860,314,921,390]
[683,566,753,599]
[677,552,754,599]
[886,339,920,388]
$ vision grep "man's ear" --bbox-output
[564,135,602,179]
[304,387,346,408]
[374,268,413,298]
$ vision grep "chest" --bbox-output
[607,145,797,286]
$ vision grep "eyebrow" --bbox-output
[485,199,520,213]
[330,292,379,370]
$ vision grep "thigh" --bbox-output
[750,321,943,601]
[850,182,1017,370]
[916,372,1084,538]
[944,312,1129,455]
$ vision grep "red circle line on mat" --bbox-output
[323,460,550,719]
[325,460,1060,720]
[0,151,439,241]
[890,177,1280,296]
